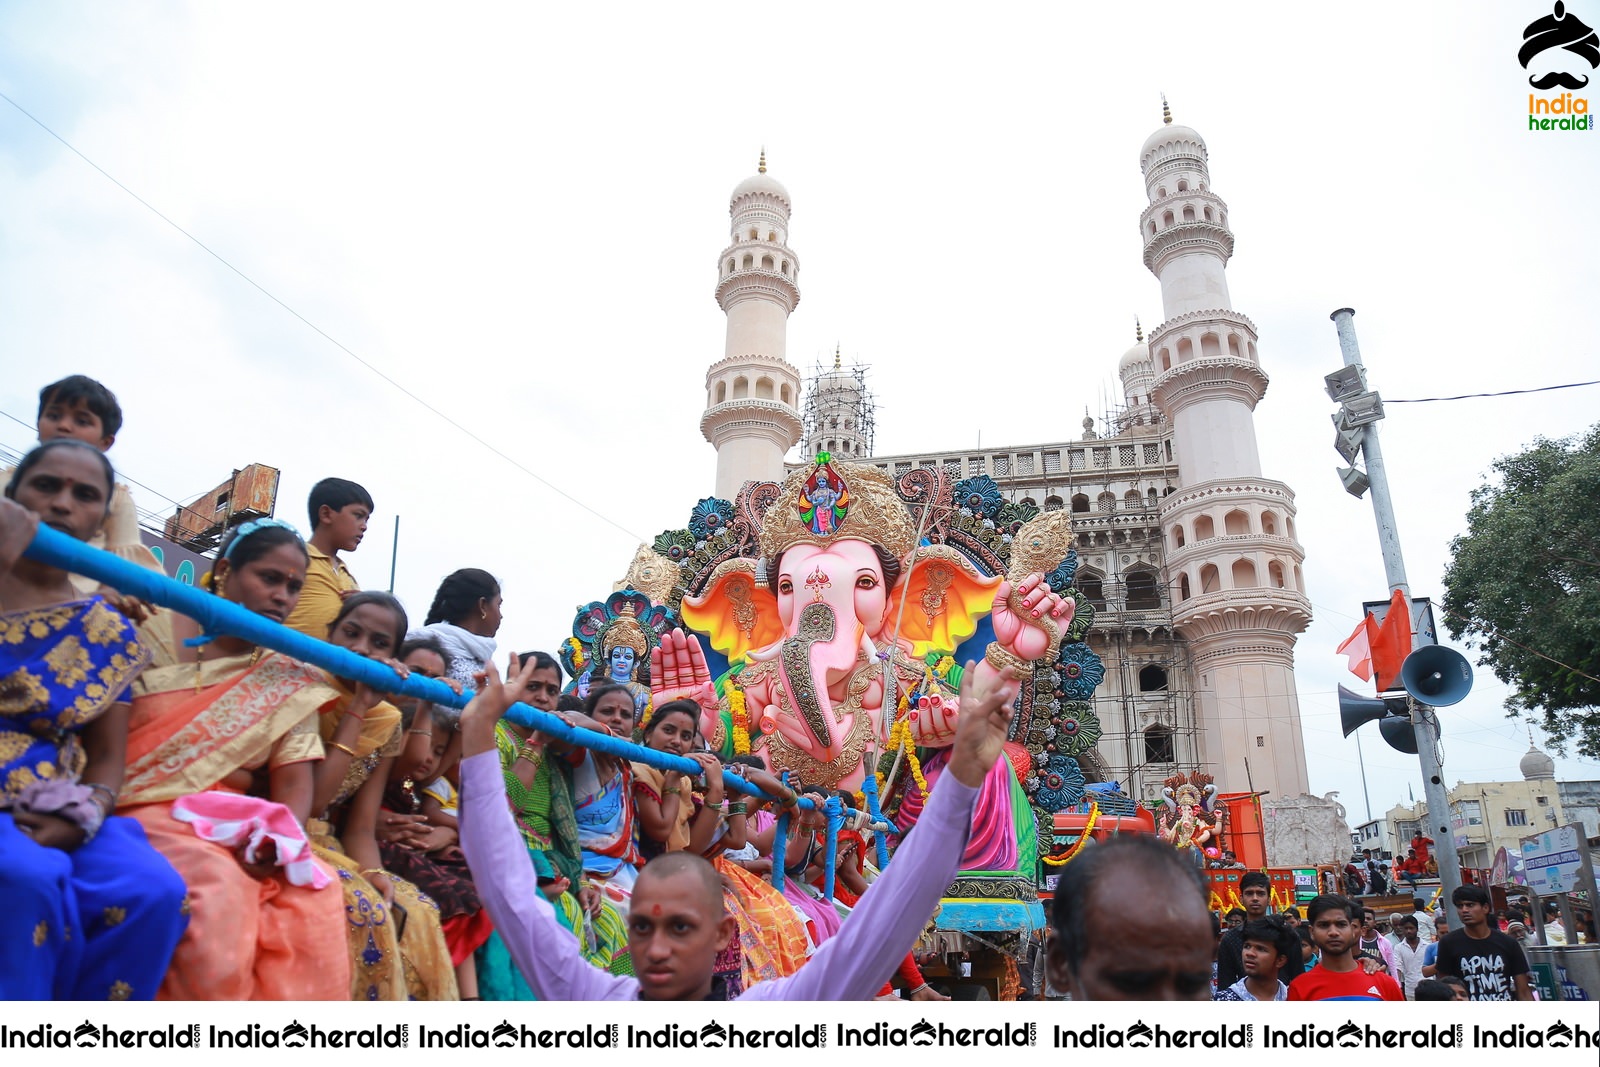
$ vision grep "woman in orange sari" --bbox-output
[119,519,349,1000]
[633,701,806,992]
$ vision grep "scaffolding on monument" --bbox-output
[801,356,876,459]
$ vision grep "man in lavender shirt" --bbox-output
[458,652,1021,1000]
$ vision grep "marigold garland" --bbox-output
[563,636,587,674]
[728,686,751,754]
[1042,800,1100,867]
[889,717,928,796]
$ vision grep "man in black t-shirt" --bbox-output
[1434,884,1532,1001]
[1216,872,1304,988]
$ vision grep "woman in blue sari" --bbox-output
[570,685,644,913]
[0,440,188,999]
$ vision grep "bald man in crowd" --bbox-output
[458,651,1021,1000]
[1047,834,1216,1000]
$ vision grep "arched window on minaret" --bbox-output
[1162,210,1175,228]
[1138,664,1169,691]
[1177,337,1194,363]
[1268,560,1287,588]
[1171,525,1185,548]
[1144,725,1175,764]
[761,254,774,271]
[1202,333,1221,358]
[1076,570,1105,609]
[1198,564,1220,593]
[1261,511,1279,535]
[1183,205,1196,223]
[741,254,753,269]
[715,381,727,404]
[1224,509,1249,535]
[755,377,774,400]
[733,376,749,399]
[1231,559,1257,588]
[1125,567,1161,610]
[1228,333,1242,357]
[1071,494,1090,513]
[1204,206,1214,222]
[1178,573,1191,600]
[1193,514,1215,540]
[1177,180,1189,192]
[781,384,792,405]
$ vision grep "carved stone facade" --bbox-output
[1262,792,1354,870]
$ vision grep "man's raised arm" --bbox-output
[457,655,637,1001]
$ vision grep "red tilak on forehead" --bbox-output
[651,904,662,917]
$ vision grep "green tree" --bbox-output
[1442,423,1600,756]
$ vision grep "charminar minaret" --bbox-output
[701,152,804,501]
[1140,102,1314,797]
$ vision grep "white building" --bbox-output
[701,110,1313,806]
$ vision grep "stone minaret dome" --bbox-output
[803,346,875,460]
[1117,319,1160,431]
[702,151,804,501]
[1142,103,1314,799]
[1520,734,1556,781]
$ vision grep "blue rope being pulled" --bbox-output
[20,524,787,801]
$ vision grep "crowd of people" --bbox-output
[0,374,1585,1005]
[2,374,1047,1002]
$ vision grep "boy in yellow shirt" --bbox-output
[285,476,372,639]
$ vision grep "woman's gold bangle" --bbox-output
[329,741,359,758]
[360,868,385,878]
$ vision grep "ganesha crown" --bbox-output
[758,460,919,562]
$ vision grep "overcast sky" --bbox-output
[3,2,1597,828]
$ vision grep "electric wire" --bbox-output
[1387,380,1600,403]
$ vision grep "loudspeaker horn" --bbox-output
[1339,685,1389,738]
[1379,712,1419,754]
[1400,645,1474,707]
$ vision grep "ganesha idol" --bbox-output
[629,457,1074,871]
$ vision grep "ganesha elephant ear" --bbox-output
[894,545,1002,659]
[681,558,782,664]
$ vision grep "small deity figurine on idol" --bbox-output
[564,597,677,731]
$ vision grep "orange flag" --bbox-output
[1336,614,1377,681]
[1372,589,1414,692]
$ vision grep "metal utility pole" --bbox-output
[388,515,400,594]
[1329,308,1463,908]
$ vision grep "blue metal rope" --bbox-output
[21,524,815,806]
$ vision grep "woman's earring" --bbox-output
[481,607,488,620]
